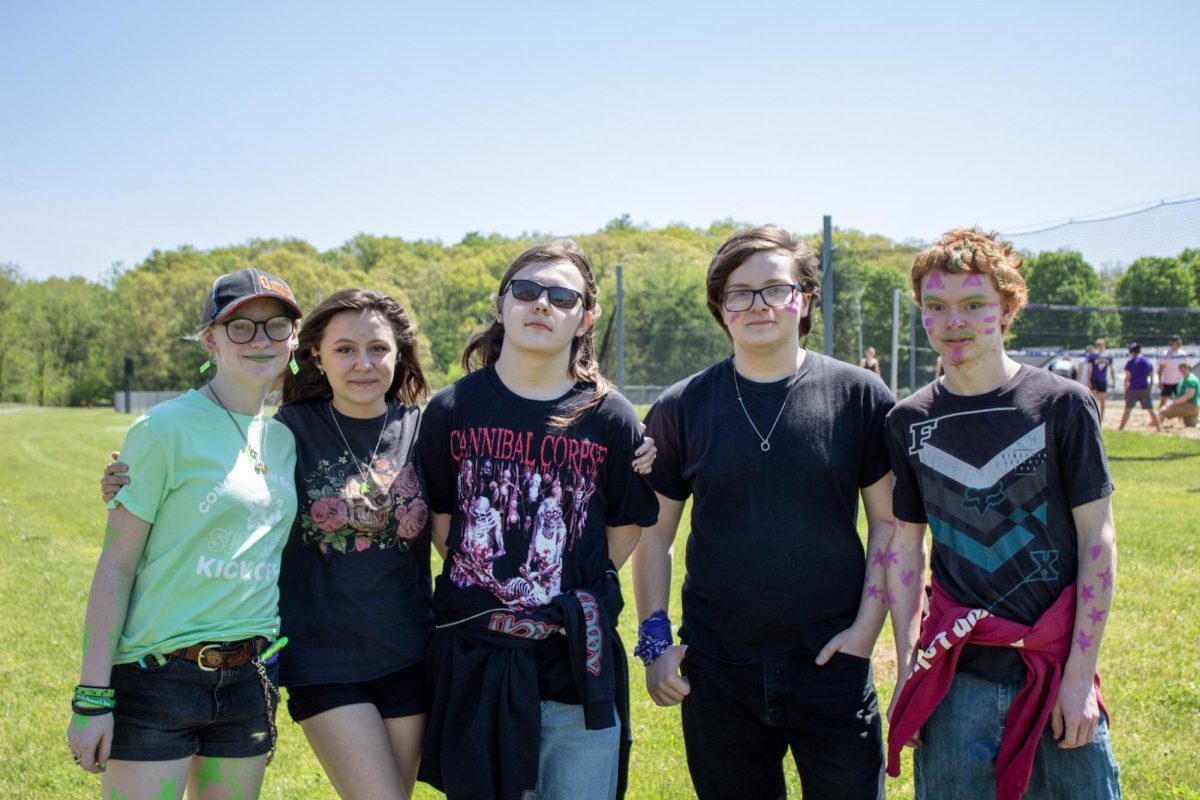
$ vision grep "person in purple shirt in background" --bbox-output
[1119,343,1161,431]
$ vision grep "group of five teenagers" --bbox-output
[884,229,1120,799]
[72,269,304,799]
[415,239,659,799]
[633,225,897,799]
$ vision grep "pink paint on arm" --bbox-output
[867,584,881,600]
[1076,630,1094,652]
[900,569,916,587]
[871,550,887,567]
[1087,607,1106,625]
[1089,544,1103,561]
[1081,584,1095,602]
[885,549,898,567]
[1098,568,1114,589]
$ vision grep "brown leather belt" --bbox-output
[169,637,268,671]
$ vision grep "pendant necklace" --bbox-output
[207,385,268,473]
[330,402,391,495]
[732,360,798,452]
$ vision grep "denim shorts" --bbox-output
[680,649,884,800]
[284,661,426,722]
[914,670,1121,799]
[109,654,279,761]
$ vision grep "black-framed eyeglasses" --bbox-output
[504,279,584,310]
[221,315,296,344]
[719,284,802,313]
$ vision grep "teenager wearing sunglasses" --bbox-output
[72,268,302,798]
[416,239,659,800]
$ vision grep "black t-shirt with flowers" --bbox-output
[274,400,432,687]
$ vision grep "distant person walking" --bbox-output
[1161,361,1199,428]
[860,346,882,376]
[1157,335,1190,409]
[1087,339,1114,420]
[1119,343,1161,432]
[1079,344,1095,386]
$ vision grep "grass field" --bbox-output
[2,408,1198,798]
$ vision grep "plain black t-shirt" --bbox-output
[274,401,432,687]
[417,365,659,700]
[644,352,894,663]
[885,367,1113,682]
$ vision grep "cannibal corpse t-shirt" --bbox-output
[417,365,658,698]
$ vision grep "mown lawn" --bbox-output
[2,409,1197,798]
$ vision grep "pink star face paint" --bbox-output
[783,293,803,315]
[727,312,743,325]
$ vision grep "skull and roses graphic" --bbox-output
[302,454,428,554]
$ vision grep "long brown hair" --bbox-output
[461,238,611,428]
[281,288,429,407]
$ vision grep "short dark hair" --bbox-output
[705,225,820,339]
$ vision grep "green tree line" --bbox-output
[2,223,1197,406]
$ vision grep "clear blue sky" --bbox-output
[3,0,1198,280]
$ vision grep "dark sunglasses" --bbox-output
[221,315,296,344]
[504,279,584,310]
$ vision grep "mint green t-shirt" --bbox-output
[1177,372,1200,406]
[108,389,298,664]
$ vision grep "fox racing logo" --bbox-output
[961,482,1005,516]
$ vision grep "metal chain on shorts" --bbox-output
[252,658,280,764]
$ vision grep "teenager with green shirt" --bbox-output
[69,269,302,799]
[1162,361,1199,427]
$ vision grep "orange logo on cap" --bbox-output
[258,275,295,299]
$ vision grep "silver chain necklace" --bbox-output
[732,362,799,452]
[206,385,268,473]
[329,402,391,495]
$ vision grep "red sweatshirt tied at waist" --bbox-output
[886,580,1107,800]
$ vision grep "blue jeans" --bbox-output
[530,700,620,800]
[914,670,1121,799]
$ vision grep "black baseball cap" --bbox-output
[1171,334,1182,342]
[1127,342,1140,353]
[202,268,303,325]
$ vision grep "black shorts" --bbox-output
[1161,383,1179,399]
[285,661,426,722]
[1089,380,1108,392]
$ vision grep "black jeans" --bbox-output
[680,648,884,800]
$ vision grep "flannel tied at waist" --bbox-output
[419,571,631,800]
[886,579,1107,800]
